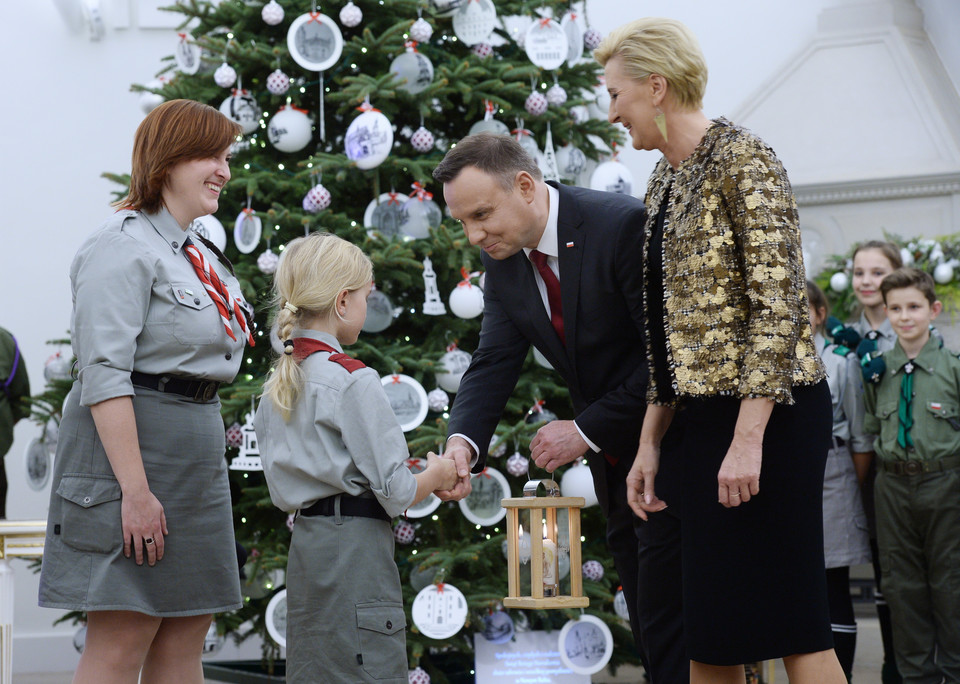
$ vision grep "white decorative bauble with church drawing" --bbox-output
[436,347,472,393]
[345,104,393,170]
[589,160,634,196]
[268,105,312,153]
[219,90,261,135]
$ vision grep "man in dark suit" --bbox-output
[432,134,687,684]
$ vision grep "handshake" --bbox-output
[422,421,591,502]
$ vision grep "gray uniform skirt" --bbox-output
[822,444,871,569]
[286,508,407,684]
[38,384,242,616]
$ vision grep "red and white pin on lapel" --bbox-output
[565,241,575,248]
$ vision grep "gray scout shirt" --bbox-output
[815,333,871,452]
[70,208,247,407]
[254,329,418,518]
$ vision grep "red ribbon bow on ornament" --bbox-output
[511,128,532,139]
[437,583,445,593]
[478,467,492,479]
[405,40,419,52]
[407,458,422,469]
[231,88,249,97]
[390,374,402,384]
[178,32,190,43]
[539,17,553,27]
[307,11,322,24]
[387,191,402,205]
[356,99,381,113]
[610,141,620,162]
[529,399,546,415]
[458,267,480,287]
[483,100,496,119]
[409,182,433,201]
[446,341,459,352]
[281,104,310,114]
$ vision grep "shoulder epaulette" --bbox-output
[292,338,366,373]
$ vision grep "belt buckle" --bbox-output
[903,461,922,476]
[195,381,218,402]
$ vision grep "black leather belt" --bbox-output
[880,454,960,476]
[300,494,390,522]
[131,371,220,402]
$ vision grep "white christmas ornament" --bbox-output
[234,209,262,254]
[560,12,584,66]
[449,282,484,319]
[409,666,431,684]
[345,104,394,170]
[471,42,493,59]
[412,583,469,639]
[370,196,405,238]
[829,272,849,293]
[191,215,227,251]
[590,160,634,195]
[258,249,280,274]
[469,118,509,136]
[513,128,538,158]
[569,104,590,124]
[489,436,507,459]
[226,422,243,448]
[428,0,467,18]
[525,90,548,117]
[452,0,496,46]
[302,184,332,213]
[399,185,442,239]
[506,452,529,477]
[436,348,472,393]
[362,289,395,333]
[339,1,362,28]
[533,347,554,370]
[268,105,312,153]
[219,90,261,135]
[44,352,73,381]
[582,560,605,581]
[202,622,226,656]
[410,126,435,153]
[175,34,202,75]
[139,79,167,115]
[900,247,915,267]
[427,387,450,412]
[583,27,603,50]
[266,69,290,95]
[214,62,237,88]
[410,17,433,43]
[556,144,587,180]
[613,588,630,621]
[546,83,568,106]
[560,460,599,507]
[934,262,954,284]
[261,0,284,26]
[524,18,568,71]
[390,46,434,95]
[394,519,416,544]
[287,12,344,72]
[73,625,87,654]
[422,257,447,315]
[228,412,262,471]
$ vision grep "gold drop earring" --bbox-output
[654,106,668,143]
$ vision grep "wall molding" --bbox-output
[794,171,960,206]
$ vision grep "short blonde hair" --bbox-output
[593,18,708,111]
[262,233,373,420]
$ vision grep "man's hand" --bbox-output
[530,420,588,473]
[435,436,474,501]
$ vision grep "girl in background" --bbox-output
[254,233,457,683]
[808,280,872,681]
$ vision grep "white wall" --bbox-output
[2,0,958,674]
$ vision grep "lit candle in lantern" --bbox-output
[518,523,531,564]
[542,522,558,597]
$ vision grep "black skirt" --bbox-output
[679,380,834,664]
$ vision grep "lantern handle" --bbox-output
[523,479,560,497]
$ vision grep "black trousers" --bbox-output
[604,444,688,684]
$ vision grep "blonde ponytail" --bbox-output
[261,233,373,421]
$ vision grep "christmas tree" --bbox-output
[67,0,640,678]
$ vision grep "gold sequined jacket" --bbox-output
[645,119,825,405]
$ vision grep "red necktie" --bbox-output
[530,249,565,345]
[183,238,255,346]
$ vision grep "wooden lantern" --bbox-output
[502,479,589,609]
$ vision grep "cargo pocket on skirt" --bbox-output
[355,601,406,680]
[56,473,123,553]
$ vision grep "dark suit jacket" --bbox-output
[447,182,650,514]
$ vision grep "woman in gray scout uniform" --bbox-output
[807,281,872,680]
[38,100,252,684]
[254,233,457,684]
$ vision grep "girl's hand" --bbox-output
[626,442,668,521]
[717,436,762,507]
[427,451,460,492]
[121,486,167,566]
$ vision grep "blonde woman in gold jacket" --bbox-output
[596,19,845,684]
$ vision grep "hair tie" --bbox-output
[283,339,295,355]
[283,302,299,314]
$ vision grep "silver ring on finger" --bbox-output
[144,537,155,544]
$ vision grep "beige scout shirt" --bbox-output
[254,329,418,518]
[70,208,247,407]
